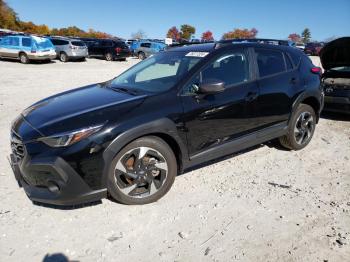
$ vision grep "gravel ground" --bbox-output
[0,56,349,262]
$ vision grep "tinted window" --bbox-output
[115,41,128,48]
[284,53,293,70]
[71,41,85,46]
[9,37,19,46]
[21,38,32,47]
[201,51,250,86]
[52,39,69,45]
[256,49,285,77]
[101,40,112,47]
[140,43,151,48]
[288,52,301,67]
[1,37,10,45]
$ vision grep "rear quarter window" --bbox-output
[288,51,301,67]
[256,49,286,77]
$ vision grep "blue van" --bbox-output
[0,35,56,64]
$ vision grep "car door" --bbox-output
[0,36,11,57]
[254,48,297,129]
[180,48,260,156]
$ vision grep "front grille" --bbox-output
[11,131,25,161]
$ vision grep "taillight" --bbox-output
[311,67,322,74]
[115,47,122,53]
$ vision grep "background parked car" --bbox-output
[320,37,350,114]
[304,42,324,56]
[50,37,88,62]
[295,43,305,51]
[134,41,166,60]
[0,35,56,64]
[79,38,130,61]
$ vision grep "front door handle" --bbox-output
[290,77,297,84]
[245,92,258,102]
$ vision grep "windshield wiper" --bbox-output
[109,86,138,96]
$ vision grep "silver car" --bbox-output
[50,37,88,62]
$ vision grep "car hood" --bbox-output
[320,37,350,70]
[22,83,146,136]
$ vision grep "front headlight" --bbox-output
[37,125,103,147]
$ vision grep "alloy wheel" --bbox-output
[114,147,168,198]
[294,112,314,145]
[20,54,28,64]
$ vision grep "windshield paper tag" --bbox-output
[185,52,209,57]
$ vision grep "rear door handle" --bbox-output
[245,92,258,102]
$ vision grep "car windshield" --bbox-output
[33,36,53,49]
[110,51,205,92]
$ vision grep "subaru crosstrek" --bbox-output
[9,40,323,205]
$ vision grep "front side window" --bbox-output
[183,50,250,95]
[256,49,286,77]
[21,38,32,47]
[110,51,203,93]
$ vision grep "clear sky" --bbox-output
[7,0,350,41]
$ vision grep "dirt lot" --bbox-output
[0,57,349,262]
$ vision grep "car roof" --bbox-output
[169,42,300,54]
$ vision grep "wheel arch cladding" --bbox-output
[292,92,321,123]
[301,96,320,120]
[100,118,188,188]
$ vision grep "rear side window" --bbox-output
[51,39,68,45]
[71,41,85,46]
[140,43,151,48]
[115,41,128,48]
[9,37,19,46]
[21,38,32,47]
[101,40,112,47]
[256,49,285,77]
[288,52,301,67]
[202,50,250,86]
[284,53,293,70]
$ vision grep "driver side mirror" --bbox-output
[199,79,225,94]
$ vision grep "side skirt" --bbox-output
[186,122,288,168]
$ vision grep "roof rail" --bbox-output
[215,38,292,48]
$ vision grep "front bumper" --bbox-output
[323,95,350,114]
[9,154,107,206]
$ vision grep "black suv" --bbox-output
[9,41,323,206]
[79,38,130,61]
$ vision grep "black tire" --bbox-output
[19,53,29,64]
[105,53,114,61]
[107,136,177,205]
[138,51,146,60]
[59,52,68,62]
[279,104,316,150]
[119,58,127,62]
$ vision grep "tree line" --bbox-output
[0,0,112,38]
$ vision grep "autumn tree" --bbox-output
[222,28,258,39]
[301,28,311,44]
[180,24,195,40]
[288,33,301,43]
[166,26,181,41]
[0,0,113,38]
[201,30,214,41]
[0,0,20,30]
